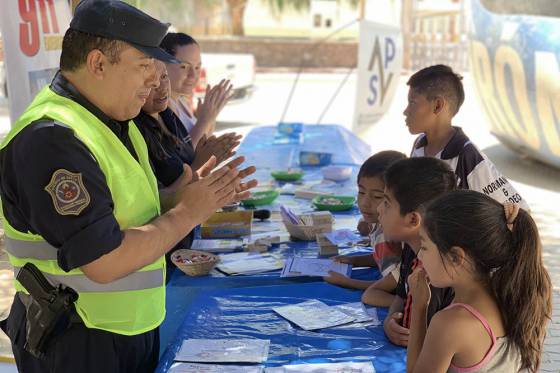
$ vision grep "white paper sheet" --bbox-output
[323,229,363,246]
[216,252,284,275]
[265,361,375,372]
[174,339,270,363]
[169,362,264,373]
[280,257,351,277]
[272,300,355,330]
[191,239,246,253]
[332,302,380,325]
[280,257,298,278]
[249,231,291,244]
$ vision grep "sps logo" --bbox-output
[367,36,396,107]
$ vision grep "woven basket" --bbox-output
[171,249,219,277]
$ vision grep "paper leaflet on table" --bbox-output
[174,338,270,363]
[332,302,380,325]
[169,362,264,373]
[248,231,291,244]
[323,229,363,247]
[272,299,355,330]
[216,252,284,275]
[265,361,375,373]
[191,239,247,253]
[290,258,349,276]
[280,257,351,278]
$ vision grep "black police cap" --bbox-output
[70,0,179,64]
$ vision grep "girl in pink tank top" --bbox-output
[404,190,551,373]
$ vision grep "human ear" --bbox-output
[406,211,422,230]
[86,49,107,79]
[448,246,466,267]
[433,96,445,115]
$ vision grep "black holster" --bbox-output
[16,263,79,359]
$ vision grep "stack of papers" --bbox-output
[191,239,246,253]
[169,363,264,373]
[280,257,351,278]
[174,338,270,363]
[265,361,375,373]
[216,252,284,275]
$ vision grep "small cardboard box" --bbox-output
[283,211,334,241]
[316,233,339,256]
[310,211,334,225]
[201,211,253,238]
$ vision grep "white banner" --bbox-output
[353,20,402,133]
[0,0,72,123]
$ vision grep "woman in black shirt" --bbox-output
[135,61,241,279]
[135,61,241,187]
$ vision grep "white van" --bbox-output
[194,53,256,102]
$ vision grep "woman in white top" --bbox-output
[161,32,232,148]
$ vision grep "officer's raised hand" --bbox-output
[175,156,257,221]
[222,155,258,194]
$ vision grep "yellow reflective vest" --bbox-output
[0,85,165,336]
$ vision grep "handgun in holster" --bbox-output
[16,262,79,359]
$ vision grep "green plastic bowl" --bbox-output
[271,170,304,182]
[242,190,280,207]
[312,195,356,212]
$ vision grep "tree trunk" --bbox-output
[358,0,366,20]
[226,0,248,36]
[401,0,414,69]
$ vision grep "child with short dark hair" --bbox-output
[404,64,529,210]
[380,157,456,347]
[324,150,406,307]
[407,190,551,373]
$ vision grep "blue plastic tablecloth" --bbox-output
[159,125,406,371]
[158,282,406,373]
[237,125,371,167]
[236,125,371,186]
[161,250,378,355]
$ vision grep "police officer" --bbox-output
[0,1,255,372]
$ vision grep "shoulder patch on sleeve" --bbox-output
[44,169,91,216]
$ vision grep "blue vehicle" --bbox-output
[469,0,560,168]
